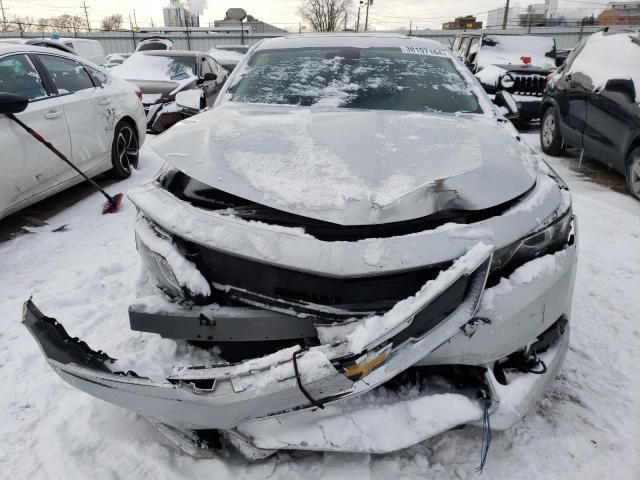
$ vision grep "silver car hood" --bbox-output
[150,102,536,225]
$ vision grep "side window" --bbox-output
[0,54,48,100]
[207,57,221,74]
[468,37,480,66]
[201,57,213,75]
[452,37,462,53]
[86,65,110,87]
[37,55,95,94]
[459,37,472,58]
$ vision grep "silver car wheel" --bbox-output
[116,126,138,172]
[542,114,556,148]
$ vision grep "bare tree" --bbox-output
[299,0,351,32]
[101,14,123,31]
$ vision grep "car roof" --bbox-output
[252,33,445,51]
[0,43,94,63]
[138,50,207,57]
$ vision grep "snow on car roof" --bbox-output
[253,33,446,51]
[569,31,640,101]
[208,48,245,64]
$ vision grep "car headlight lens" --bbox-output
[501,74,515,89]
[492,207,574,273]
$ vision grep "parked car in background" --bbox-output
[111,50,228,133]
[0,37,77,55]
[105,53,131,69]
[136,37,174,52]
[453,33,558,121]
[57,38,106,64]
[208,46,246,72]
[541,30,640,199]
[25,34,577,460]
[0,45,146,220]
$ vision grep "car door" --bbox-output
[582,38,640,174]
[554,40,589,148]
[35,53,109,175]
[0,53,72,216]
[583,82,640,173]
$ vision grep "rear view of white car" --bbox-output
[0,45,146,220]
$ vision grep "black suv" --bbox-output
[541,31,640,199]
[452,33,559,121]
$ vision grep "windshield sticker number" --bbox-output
[400,46,449,57]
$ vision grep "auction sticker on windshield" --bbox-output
[400,46,449,57]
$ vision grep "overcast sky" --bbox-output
[3,0,606,31]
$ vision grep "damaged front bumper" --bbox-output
[24,237,576,455]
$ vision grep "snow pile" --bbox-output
[318,243,492,353]
[475,64,507,87]
[240,389,483,453]
[568,31,640,102]
[476,35,556,70]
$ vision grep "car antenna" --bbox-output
[6,113,124,214]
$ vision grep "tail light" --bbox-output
[134,86,143,101]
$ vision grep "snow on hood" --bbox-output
[150,102,536,225]
[477,35,556,71]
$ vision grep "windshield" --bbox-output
[230,46,482,114]
[112,54,197,81]
[477,35,556,69]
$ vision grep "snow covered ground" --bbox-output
[1,131,639,479]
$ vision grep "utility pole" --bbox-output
[356,1,362,32]
[150,18,154,28]
[502,0,510,30]
[0,0,7,32]
[409,20,412,36]
[129,14,136,50]
[133,9,137,29]
[364,0,371,31]
[82,0,90,31]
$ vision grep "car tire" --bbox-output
[626,148,640,200]
[109,120,139,179]
[540,106,564,156]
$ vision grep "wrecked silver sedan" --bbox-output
[25,34,577,462]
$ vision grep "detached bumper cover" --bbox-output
[23,240,576,454]
[24,245,493,431]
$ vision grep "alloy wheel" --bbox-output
[116,126,139,172]
[542,113,556,148]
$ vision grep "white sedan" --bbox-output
[0,45,146,221]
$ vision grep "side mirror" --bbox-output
[493,91,519,120]
[198,72,217,85]
[175,89,204,115]
[555,55,567,68]
[0,92,28,115]
[604,78,636,101]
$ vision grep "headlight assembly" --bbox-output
[492,207,574,275]
[501,74,515,89]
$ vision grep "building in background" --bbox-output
[486,0,560,28]
[213,9,288,34]
[598,2,640,25]
[442,15,483,30]
[163,0,200,28]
